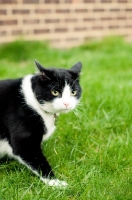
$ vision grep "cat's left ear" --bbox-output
[70,62,82,75]
[35,60,50,80]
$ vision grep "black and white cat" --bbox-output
[0,60,82,187]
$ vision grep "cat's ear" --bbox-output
[35,60,50,80]
[70,62,82,75]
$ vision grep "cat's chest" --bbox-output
[39,112,56,141]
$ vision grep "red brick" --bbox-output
[23,19,39,24]
[110,9,120,11]
[75,9,88,12]
[23,0,39,3]
[34,29,49,34]
[65,18,77,22]
[84,0,95,2]
[35,9,50,13]
[0,20,17,25]
[126,9,132,11]
[101,17,112,20]
[75,27,87,31]
[101,0,111,2]
[45,0,59,3]
[93,9,104,12]
[109,25,119,29]
[12,9,29,14]
[45,19,60,23]
[12,30,23,35]
[0,31,6,36]
[56,9,70,13]
[92,26,104,29]
[0,0,17,3]
[0,9,7,14]
[54,28,68,32]
[118,0,127,2]
[83,18,95,21]
[65,0,72,3]
[125,25,132,28]
[117,17,126,20]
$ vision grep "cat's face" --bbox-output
[33,61,82,114]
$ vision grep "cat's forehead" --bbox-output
[50,68,70,76]
[50,68,73,83]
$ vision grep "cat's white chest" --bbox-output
[21,75,56,141]
[41,113,56,141]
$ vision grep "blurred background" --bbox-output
[0,0,132,48]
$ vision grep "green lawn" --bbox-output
[0,37,132,199]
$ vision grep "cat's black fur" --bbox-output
[0,61,82,186]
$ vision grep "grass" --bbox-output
[1,37,132,199]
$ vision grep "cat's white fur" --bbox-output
[0,140,13,158]
[0,75,79,187]
[53,83,79,113]
[21,75,56,141]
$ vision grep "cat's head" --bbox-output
[33,60,82,114]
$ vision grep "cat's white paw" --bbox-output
[42,178,68,187]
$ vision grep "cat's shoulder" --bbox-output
[0,78,23,98]
[0,78,22,86]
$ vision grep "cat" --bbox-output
[0,60,82,187]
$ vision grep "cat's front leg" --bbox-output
[41,177,68,187]
[13,147,67,187]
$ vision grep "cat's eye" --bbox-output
[71,90,77,96]
[51,90,59,96]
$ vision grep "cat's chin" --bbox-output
[41,107,70,114]
[58,109,71,114]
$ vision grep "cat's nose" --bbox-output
[63,103,69,108]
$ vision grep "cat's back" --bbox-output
[0,78,22,107]
[0,78,22,94]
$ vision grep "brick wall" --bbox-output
[0,0,132,48]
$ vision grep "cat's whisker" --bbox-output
[75,104,84,109]
[77,102,86,107]
[72,110,86,129]
[73,110,81,122]
[73,107,89,122]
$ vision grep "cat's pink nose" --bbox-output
[63,103,69,108]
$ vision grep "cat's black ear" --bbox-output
[35,60,50,80]
[35,60,44,73]
[71,62,82,74]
